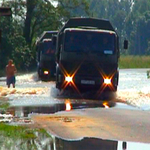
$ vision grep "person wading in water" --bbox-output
[6,59,17,88]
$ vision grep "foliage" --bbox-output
[0,124,52,149]
[125,0,150,55]
[86,0,150,55]
[0,0,150,72]
[0,1,33,71]
[56,0,90,21]
[9,33,33,70]
[24,0,60,48]
[0,0,89,72]
[0,99,10,114]
[0,124,34,139]
[0,18,33,71]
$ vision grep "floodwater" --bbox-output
[0,69,150,108]
[0,69,150,121]
[0,69,150,149]
[118,69,150,109]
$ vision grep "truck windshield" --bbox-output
[41,41,56,55]
[64,30,115,54]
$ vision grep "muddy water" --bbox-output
[0,69,150,122]
[1,69,150,109]
[118,69,150,109]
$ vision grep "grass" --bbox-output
[0,97,10,113]
[0,102,10,113]
[0,124,49,140]
[0,123,52,149]
[119,55,150,69]
[0,123,36,139]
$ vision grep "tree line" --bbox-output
[0,0,149,71]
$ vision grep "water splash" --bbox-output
[0,86,49,97]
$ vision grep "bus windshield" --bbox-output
[64,30,115,54]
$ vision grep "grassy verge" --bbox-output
[0,97,10,114]
[119,55,150,69]
[0,99,52,149]
[0,124,36,140]
[0,124,52,149]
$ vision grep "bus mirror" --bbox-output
[124,40,128,49]
[52,35,57,45]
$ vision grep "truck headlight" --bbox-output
[44,71,49,75]
[65,76,73,82]
[104,78,111,85]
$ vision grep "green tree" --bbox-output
[55,0,90,21]
[24,0,60,49]
[0,1,33,70]
[0,17,12,69]
[86,0,132,54]
[127,0,150,55]
[0,0,90,73]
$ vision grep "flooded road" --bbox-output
[1,69,150,109]
[118,69,150,109]
[1,69,150,149]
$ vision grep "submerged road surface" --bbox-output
[32,106,150,143]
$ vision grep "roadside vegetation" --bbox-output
[119,55,150,69]
[0,0,150,73]
[0,55,150,77]
[0,92,10,113]
[0,97,52,149]
[0,100,9,113]
[0,124,53,149]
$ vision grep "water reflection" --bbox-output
[55,137,118,150]
[54,87,117,100]
[54,137,150,150]
[8,100,116,118]
[1,131,150,150]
